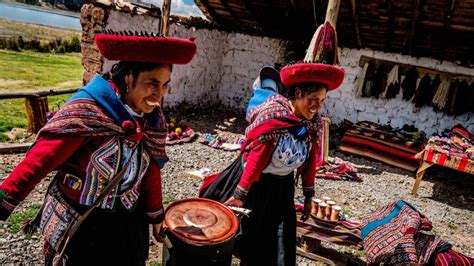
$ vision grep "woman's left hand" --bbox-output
[302,197,312,221]
[152,223,163,243]
[224,196,244,207]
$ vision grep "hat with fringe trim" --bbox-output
[94,29,196,64]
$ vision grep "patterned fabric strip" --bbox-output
[243,94,322,152]
[296,213,363,250]
[435,249,474,266]
[38,98,168,165]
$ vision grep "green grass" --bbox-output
[6,204,42,234]
[0,49,82,133]
[163,194,175,207]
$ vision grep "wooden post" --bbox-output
[160,0,171,109]
[160,0,172,36]
[325,0,341,27]
[25,96,48,133]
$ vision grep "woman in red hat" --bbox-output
[0,30,196,265]
[201,62,344,265]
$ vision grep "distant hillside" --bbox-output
[0,18,80,42]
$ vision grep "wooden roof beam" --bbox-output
[195,0,220,23]
[239,0,263,29]
[378,16,474,32]
[350,0,362,48]
[220,0,239,23]
[407,0,421,55]
[384,0,395,51]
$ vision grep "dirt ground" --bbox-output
[0,107,473,265]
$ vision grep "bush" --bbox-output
[17,36,25,49]
[56,45,66,53]
[0,133,8,142]
[6,39,20,51]
[0,36,80,53]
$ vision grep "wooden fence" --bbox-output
[0,88,78,133]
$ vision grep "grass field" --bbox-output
[0,18,80,43]
[0,49,83,134]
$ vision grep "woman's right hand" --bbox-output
[224,196,243,207]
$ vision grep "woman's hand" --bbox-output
[224,196,244,207]
[152,223,163,243]
[302,197,312,221]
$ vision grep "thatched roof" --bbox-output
[194,0,474,66]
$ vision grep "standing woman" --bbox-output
[0,31,196,265]
[210,63,344,266]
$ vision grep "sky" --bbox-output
[140,0,205,18]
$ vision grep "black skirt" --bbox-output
[45,201,149,266]
[234,172,296,266]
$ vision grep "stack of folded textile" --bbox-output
[340,121,424,171]
[360,200,474,265]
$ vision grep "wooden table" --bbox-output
[412,145,474,195]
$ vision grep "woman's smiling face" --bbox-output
[293,86,327,120]
[123,64,171,113]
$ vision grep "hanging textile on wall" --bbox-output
[362,62,376,97]
[427,74,441,107]
[383,65,400,99]
[432,79,452,110]
[445,80,460,115]
[355,62,369,97]
[413,74,433,108]
[356,56,473,117]
[371,64,387,99]
[450,80,471,116]
[401,67,419,100]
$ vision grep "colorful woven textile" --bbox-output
[243,94,322,151]
[296,212,363,250]
[340,121,422,171]
[40,76,168,165]
[315,161,362,182]
[361,200,443,265]
[436,249,474,266]
[198,134,245,151]
[166,126,197,145]
[417,146,474,174]
[416,125,474,174]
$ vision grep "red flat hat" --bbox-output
[94,31,196,64]
[280,63,345,90]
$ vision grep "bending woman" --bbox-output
[202,63,344,266]
[0,31,196,265]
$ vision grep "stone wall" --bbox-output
[80,4,288,109]
[321,48,474,135]
[80,4,473,134]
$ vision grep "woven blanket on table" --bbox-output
[361,200,444,265]
[417,145,474,174]
[340,124,422,171]
[295,211,363,250]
